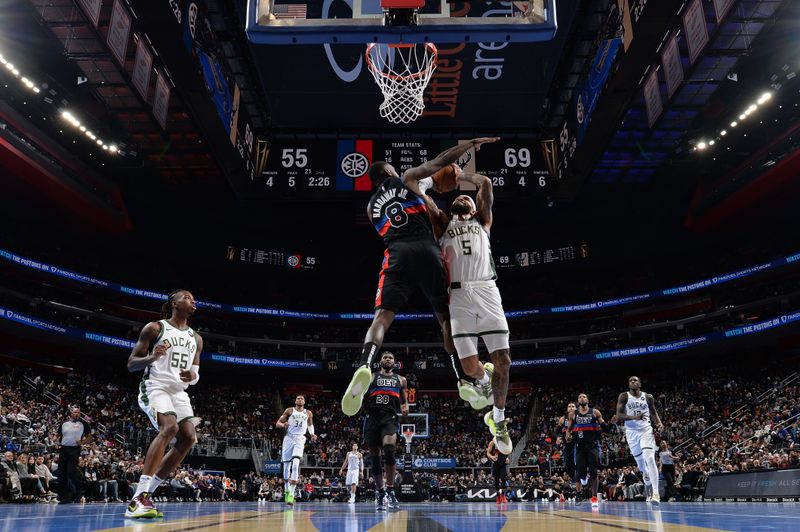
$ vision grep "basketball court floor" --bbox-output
[2,501,798,531]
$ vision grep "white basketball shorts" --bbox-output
[626,428,656,457]
[138,380,195,430]
[450,280,509,359]
[346,469,360,486]
[282,434,307,462]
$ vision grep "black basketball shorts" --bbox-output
[363,409,399,448]
[374,237,449,314]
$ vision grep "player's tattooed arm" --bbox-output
[402,137,499,184]
[646,394,664,431]
[275,408,292,429]
[460,172,494,232]
[127,322,164,372]
[399,376,409,415]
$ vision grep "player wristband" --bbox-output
[189,365,200,385]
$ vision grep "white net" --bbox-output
[366,43,438,124]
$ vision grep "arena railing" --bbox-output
[3,246,800,320]
[673,371,799,454]
[19,374,127,449]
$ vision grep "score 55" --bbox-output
[281,148,308,168]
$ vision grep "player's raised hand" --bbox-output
[310,434,318,442]
[401,403,409,416]
[472,137,500,151]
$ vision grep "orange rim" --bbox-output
[365,42,438,81]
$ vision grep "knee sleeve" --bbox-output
[371,457,383,478]
[382,444,396,466]
[290,457,301,481]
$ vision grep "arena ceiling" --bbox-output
[0,0,798,249]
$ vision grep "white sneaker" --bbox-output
[651,494,660,506]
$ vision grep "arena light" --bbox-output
[739,113,747,120]
[720,130,727,136]
[758,92,773,104]
[59,109,121,154]
[730,121,738,128]
[697,141,707,150]
[708,140,715,146]
[747,104,757,113]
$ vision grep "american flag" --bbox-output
[272,3,307,19]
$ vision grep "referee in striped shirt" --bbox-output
[56,406,92,504]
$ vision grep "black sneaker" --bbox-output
[385,491,400,510]
[375,492,386,511]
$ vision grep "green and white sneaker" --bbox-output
[484,412,513,455]
[286,491,295,507]
[478,363,495,405]
[458,380,486,410]
[341,365,373,416]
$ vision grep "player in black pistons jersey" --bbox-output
[361,351,408,512]
[558,402,577,480]
[342,137,499,417]
[565,394,607,505]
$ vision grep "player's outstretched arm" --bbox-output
[646,394,664,431]
[127,322,163,372]
[460,172,494,232]
[402,138,499,186]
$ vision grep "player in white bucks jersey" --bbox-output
[339,443,364,504]
[611,376,664,505]
[276,395,317,506]
[126,289,203,519]
[420,166,513,455]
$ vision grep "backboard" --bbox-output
[246,0,558,44]
[399,413,429,438]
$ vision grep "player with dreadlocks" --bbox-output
[124,289,203,519]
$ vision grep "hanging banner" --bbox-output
[131,36,154,102]
[683,0,709,66]
[713,0,737,24]
[77,0,103,28]
[107,0,132,67]
[153,70,171,130]
[643,69,662,128]
[661,32,683,100]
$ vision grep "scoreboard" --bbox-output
[260,139,551,197]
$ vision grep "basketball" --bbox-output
[431,164,460,193]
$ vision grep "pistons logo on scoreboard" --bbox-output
[336,140,373,191]
[287,254,302,269]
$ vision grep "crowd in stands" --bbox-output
[520,361,800,499]
[1,349,798,505]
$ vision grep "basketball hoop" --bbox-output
[401,423,416,448]
[365,42,438,124]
